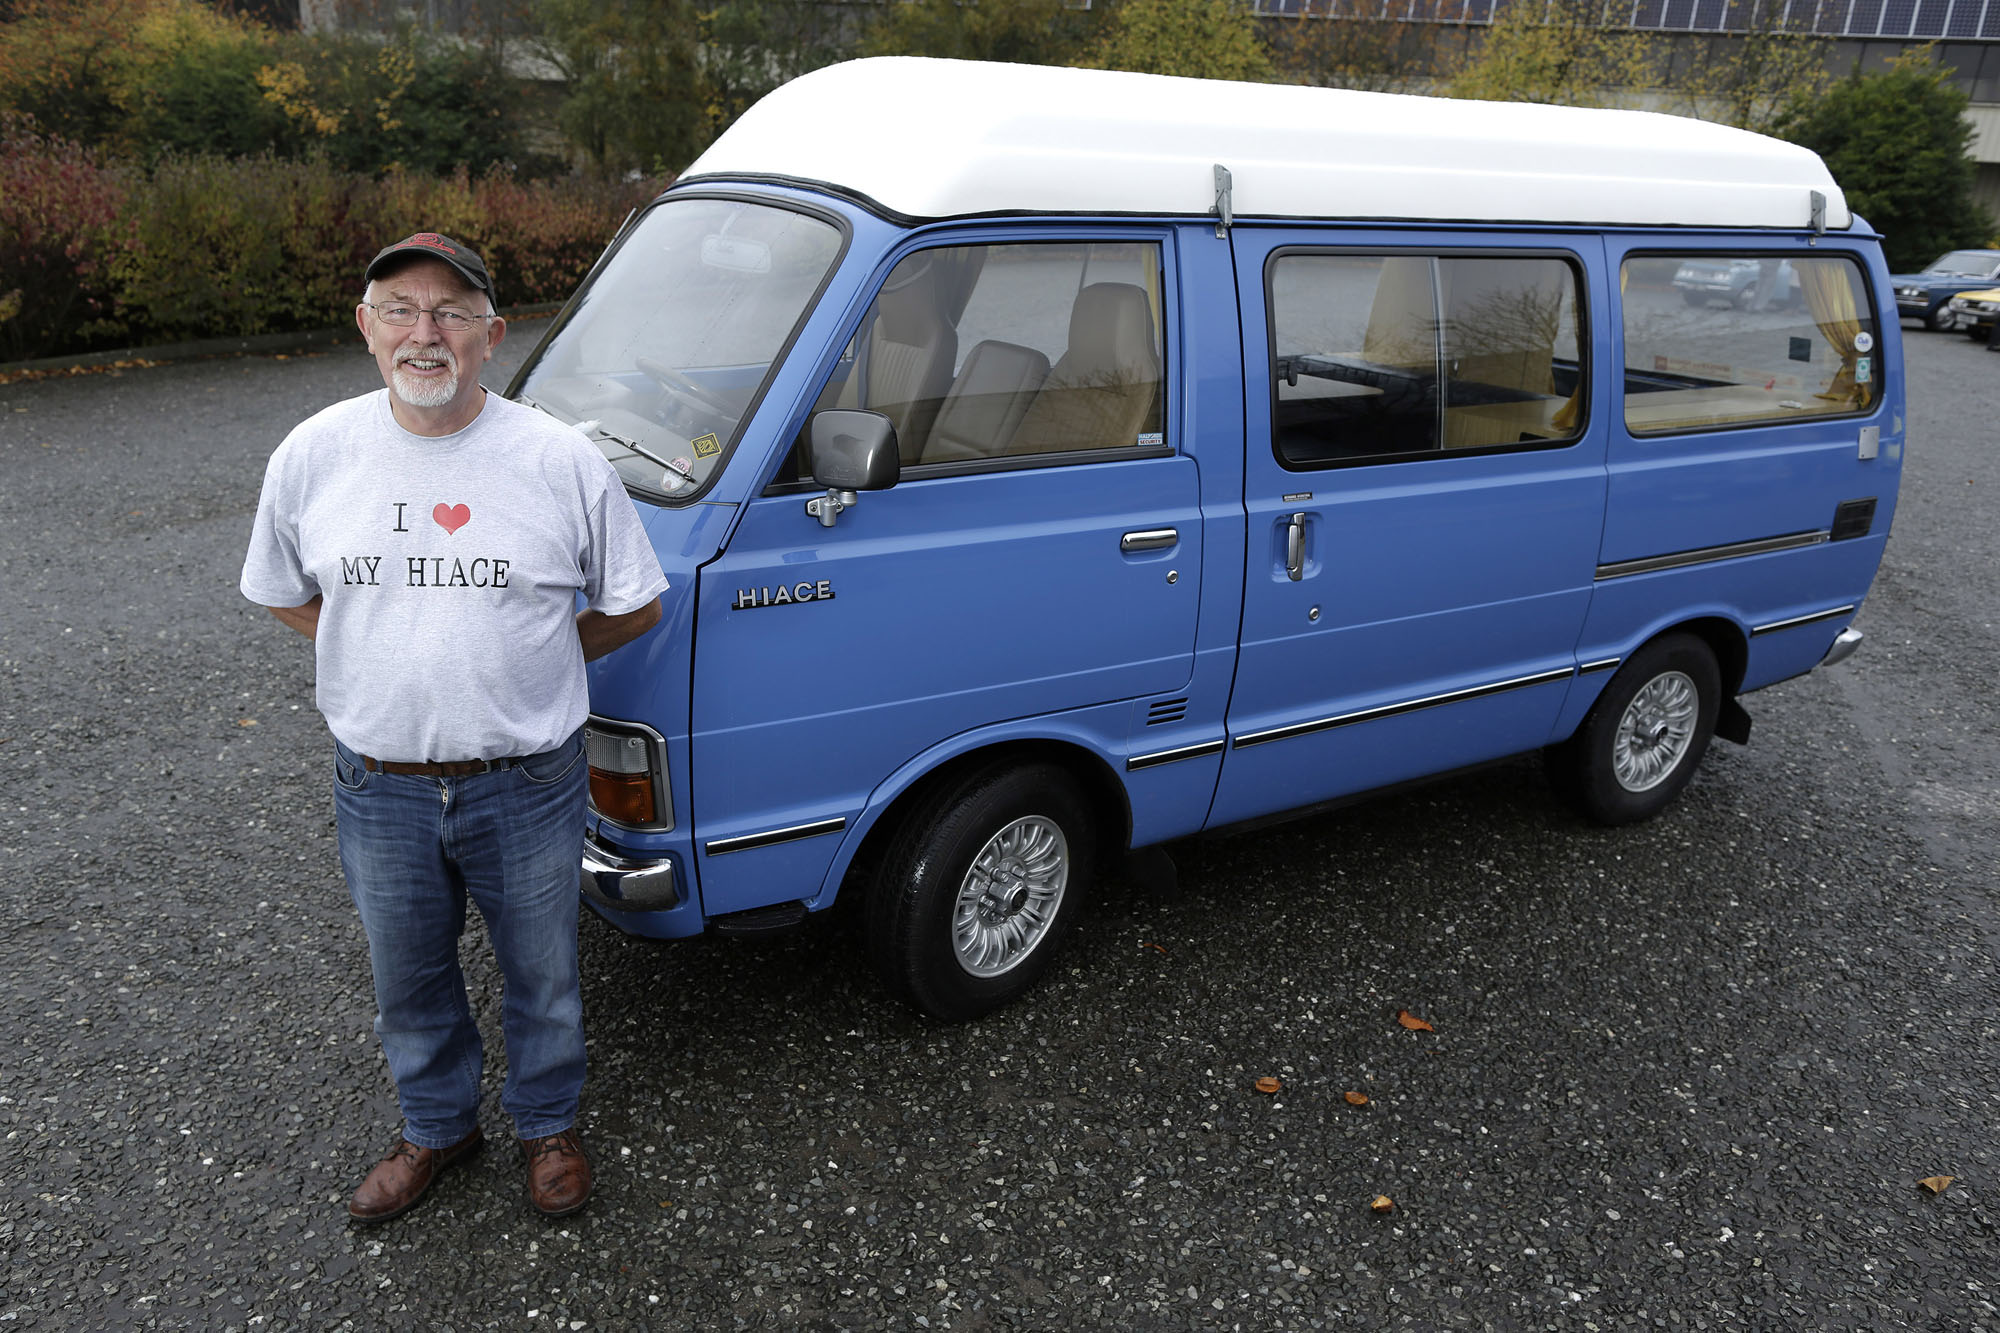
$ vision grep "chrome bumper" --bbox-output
[1820,626,1863,668]
[580,836,680,912]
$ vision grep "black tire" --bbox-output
[1547,633,1721,826]
[867,762,1095,1022]
[1922,306,1944,331]
[1969,324,1992,343]
[1680,290,1707,307]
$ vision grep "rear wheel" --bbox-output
[867,762,1095,1021]
[1547,633,1721,826]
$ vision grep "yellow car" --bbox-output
[1942,285,2000,341]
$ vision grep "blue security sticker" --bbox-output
[1137,431,1164,448]
[1855,356,1872,384]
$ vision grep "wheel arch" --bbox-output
[817,732,1133,911]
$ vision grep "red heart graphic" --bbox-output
[433,502,471,535]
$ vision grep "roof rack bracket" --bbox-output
[1213,164,1233,239]
[1809,189,1826,236]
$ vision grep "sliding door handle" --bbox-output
[1120,528,1179,553]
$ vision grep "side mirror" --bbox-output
[804,409,899,527]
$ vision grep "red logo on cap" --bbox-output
[402,232,458,256]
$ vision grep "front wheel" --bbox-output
[867,762,1096,1021]
[1547,633,1721,826]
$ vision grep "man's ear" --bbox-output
[355,304,372,341]
[484,315,507,358]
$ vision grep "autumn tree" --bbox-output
[862,0,1101,67]
[525,0,703,175]
[1086,0,1275,82]
[1266,0,1448,94]
[1445,0,1658,108]
[1774,49,1992,271]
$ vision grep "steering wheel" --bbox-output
[635,356,737,419]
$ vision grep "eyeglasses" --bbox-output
[363,301,492,331]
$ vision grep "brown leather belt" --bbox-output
[360,754,520,777]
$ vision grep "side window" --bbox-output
[1270,252,1585,468]
[793,241,1165,481]
[1620,254,1877,434]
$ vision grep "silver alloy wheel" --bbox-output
[1612,670,1699,792]
[951,815,1069,978]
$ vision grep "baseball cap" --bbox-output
[365,232,494,303]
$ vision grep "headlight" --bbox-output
[583,716,673,829]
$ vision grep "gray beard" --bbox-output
[392,346,459,408]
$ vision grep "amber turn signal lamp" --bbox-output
[589,768,656,825]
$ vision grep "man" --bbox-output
[240,232,667,1223]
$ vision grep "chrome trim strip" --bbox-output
[1578,657,1622,675]
[705,817,847,857]
[1120,528,1179,553]
[1595,530,1827,581]
[1751,604,1856,637]
[1126,739,1227,771]
[1232,667,1576,750]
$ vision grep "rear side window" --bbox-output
[1620,254,1877,434]
[1269,252,1585,468]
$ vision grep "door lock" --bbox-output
[1285,512,1306,582]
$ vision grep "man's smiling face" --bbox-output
[356,257,506,436]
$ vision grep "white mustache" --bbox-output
[394,345,457,370]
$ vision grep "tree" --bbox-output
[1774,49,1993,272]
[697,0,863,147]
[863,0,1100,67]
[1668,7,1832,135]
[525,0,703,175]
[1266,0,1448,94]
[1085,0,1275,82]
[1445,0,1658,108]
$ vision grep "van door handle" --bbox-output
[1120,528,1178,553]
[1285,512,1306,581]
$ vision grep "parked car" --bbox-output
[1941,285,2000,340]
[1892,249,2000,329]
[1672,257,1800,308]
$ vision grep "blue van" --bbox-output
[512,59,1903,1020]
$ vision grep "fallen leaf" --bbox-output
[1141,941,1168,955]
[1344,1091,1370,1106]
[1919,1175,1955,1195]
[237,718,258,727]
[1396,1009,1434,1032]
[1254,1076,1282,1095]
[1370,1195,1394,1214]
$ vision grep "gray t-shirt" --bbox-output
[241,389,668,762]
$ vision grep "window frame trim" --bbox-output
[1261,242,1594,474]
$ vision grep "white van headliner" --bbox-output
[681,57,1851,233]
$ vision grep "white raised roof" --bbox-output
[682,57,1850,232]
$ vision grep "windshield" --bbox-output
[514,196,844,502]
[1927,251,1998,276]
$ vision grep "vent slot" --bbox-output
[1831,497,1877,542]
[1147,698,1188,726]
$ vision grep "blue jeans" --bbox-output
[332,729,588,1149]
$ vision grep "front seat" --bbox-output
[1008,282,1160,455]
[841,259,958,464]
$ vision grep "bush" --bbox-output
[0,115,131,361]
[0,147,664,359]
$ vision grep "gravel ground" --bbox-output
[2,323,1995,1331]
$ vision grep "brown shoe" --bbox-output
[347,1127,483,1224]
[520,1129,593,1217]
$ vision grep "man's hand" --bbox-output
[577,598,661,662]
[266,596,323,640]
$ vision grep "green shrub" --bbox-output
[0,115,131,361]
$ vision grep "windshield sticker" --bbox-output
[1855,356,1872,384]
[691,432,722,458]
[1853,331,1874,353]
